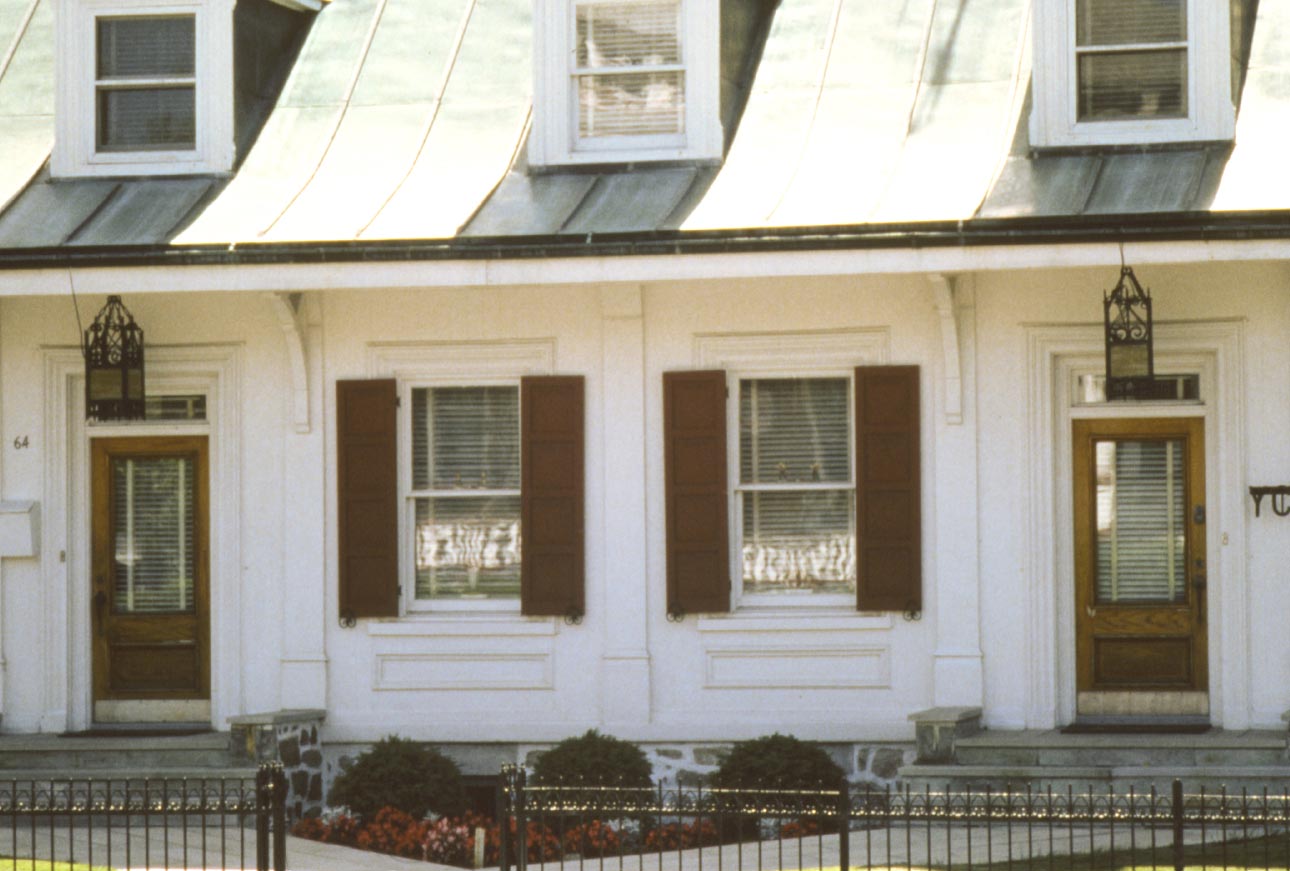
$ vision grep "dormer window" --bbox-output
[531,0,720,167]
[55,0,234,177]
[1031,0,1234,148]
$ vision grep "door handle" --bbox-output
[1193,574,1207,623]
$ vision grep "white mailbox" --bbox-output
[0,501,38,558]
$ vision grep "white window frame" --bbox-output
[54,0,234,178]
[1030,0,1233,148]
[400,378,524,615]
[529,0,721,167]
[728,368,857,611]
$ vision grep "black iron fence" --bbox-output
[0,762,287,870]
[498,768,1290,871]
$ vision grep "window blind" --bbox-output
[1076,0,1185,46]
[1095,439,1186,604]
[1075,0,1186,121]
[97,17,195,77]
[411,386,521,600]
[112,456,195,614]
[738,378,854,594]
[575,0,684,138]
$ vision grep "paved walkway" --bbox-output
[6,822,1283,870]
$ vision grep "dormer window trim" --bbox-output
[1030,0,1234,149]
[529,0,721,168]
[55,0,234,178]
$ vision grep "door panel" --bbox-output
[1073,417,1206,712]
[92,436,209,713]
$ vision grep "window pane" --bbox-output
[578,71,685,137]
[1076,0,1185,47]
[1095,439,1186,604]
[576,1,680,68]
[742,490,854,595]
[740,378,850,485]
[97,87,196,150]
[1077,50,1187,120]
[112,456,195,614]
[412,386,520,491]
[97,17,196,78]
[415,496,521,599]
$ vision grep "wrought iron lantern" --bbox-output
[1103,265,1156,401]
[84,295,145,421]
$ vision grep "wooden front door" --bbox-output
[1073,417,1207,718]
[91,436,209,721]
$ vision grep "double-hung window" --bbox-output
[530,0,720,166]
[1030,0,1233,147]
[55,0,234,177]
[408,384,522,607]
[735,376,855,605]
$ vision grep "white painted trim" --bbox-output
[10,240,1290,299]
[927,275,962,425]
[53,0,235,178]
[1022,320,1246,729]
[529,0,721,166]
[1030,0,1234,147]
[42,343,242,731]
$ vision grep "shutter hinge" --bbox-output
[397,585,403,596]
[395,396,402,408]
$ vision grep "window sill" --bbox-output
[368,615,557,637]
[696,611,893,633]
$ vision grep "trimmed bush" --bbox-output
[710,733,846,789]
[531,729,652,787]
[327,735,466,820]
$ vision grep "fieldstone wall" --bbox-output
[228,709,326,819]
[636,742,915,788]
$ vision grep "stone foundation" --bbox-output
[228,709,326,819]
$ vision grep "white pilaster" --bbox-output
[927,275,984,707]
[279,294,328,708]
[599,285,651,727]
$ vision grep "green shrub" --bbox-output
[327,736,466,820]
[710,733,845,789]
[531,730,653,787]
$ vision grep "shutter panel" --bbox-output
[664,370,729,615]
[520,376,585,617]
[337,379,399,620]
[855,366,921,613]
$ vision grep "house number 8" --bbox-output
[12,436,28,450]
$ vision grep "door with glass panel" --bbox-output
[91,437,208,720]
[1072,418,1206,716]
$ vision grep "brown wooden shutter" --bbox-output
[521,376,585,618]
[664,370,730,616]
[336,379,399,620]
[855,365,921,613]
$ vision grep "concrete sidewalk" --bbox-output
[5,822,1279,870]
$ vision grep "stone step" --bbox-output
[0,766,261,784]
[0,732,240,772]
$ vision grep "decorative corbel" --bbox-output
[926,274,963,425]
[265,292,311,434]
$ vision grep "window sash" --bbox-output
[733,374,856,600]
[94,15,198,152]
[1072,0,1189,123]
[407,384,522,604]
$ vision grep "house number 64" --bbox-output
[12,436,28,450]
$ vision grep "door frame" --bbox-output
[1022,321,1247,730]
[40,345,242,734]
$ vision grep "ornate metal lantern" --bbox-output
[84,295,145,421]
[1103,265,1155,401]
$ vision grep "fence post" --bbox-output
[499,766,514,871]
[272,763,288,871]
[516,767,529,871]
[1172,779,1184,871]
[256,765,271,871]
[838,781,850,871]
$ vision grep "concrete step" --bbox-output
[953,729,1287,768]
[900,762,1290,795]
[0,732,241,772]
